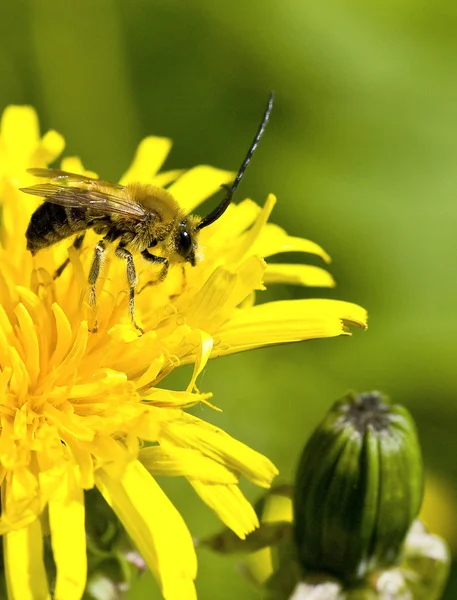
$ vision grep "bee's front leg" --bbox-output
[137,250,169,294]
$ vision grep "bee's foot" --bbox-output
[89,322,99,334]
[132,321,145,336]
[53,258,70,280]
[137,280,156,295]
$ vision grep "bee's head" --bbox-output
[174,219,197,266]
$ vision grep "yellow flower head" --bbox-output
[0,106,367,599]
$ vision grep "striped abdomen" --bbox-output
[26,203,89,255]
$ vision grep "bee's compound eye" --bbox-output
[177,229,192,258]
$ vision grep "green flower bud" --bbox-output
[293,391,424,583]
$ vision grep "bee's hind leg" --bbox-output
[115,244,144,334]
[53,233,85,279]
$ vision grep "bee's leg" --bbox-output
[170,264,187,298]
[137,250,169,294]
[137,279,155,295]
[87,238,108,333]
[115,244,144,334]
[140,250,169,280]
[53,233,86,279]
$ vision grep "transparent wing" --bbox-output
[27,167,124,189]
[21,171,146,219]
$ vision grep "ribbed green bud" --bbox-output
[293,391,424,583]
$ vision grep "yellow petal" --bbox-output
[215,318,342,354]
[261,491,294,524]
[163,414,278,487]
[185,267,237,330]
[1,106,39,168]
[185,257,265,331]
[62,438,95,489]
[186,329,214,393]
[10,467,38,505]
[264,264,335,287]
[141,387,212,408]
[213,299,367,356]
[8,346,28,402]
[60,157,97,178]
[140,445,238,483]
[228,194,276,262]
[120,136,172,184]
[31,130,65,167]
[14,303,40,386]
[190,480,259,538]
[96,461,197,600]
[244,548,275,585]
[53,321,88,386]
[43,403,95,442]
[202,199,261,244]
[50,303,73,367]
[167,166,235,213]
[252,223,331,263]
[48,470,86,600]
[4,518,50,600]
[301,298,368,328]
[151,169,185,188]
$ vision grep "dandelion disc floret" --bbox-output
[0,105,367,600]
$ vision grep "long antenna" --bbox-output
[197,91,274,230]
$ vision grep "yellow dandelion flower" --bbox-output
[0,105,367,600]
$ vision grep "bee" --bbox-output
[20,92,274,332]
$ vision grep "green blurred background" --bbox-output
[1,0,456,597]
